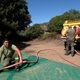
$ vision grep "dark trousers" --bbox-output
[66,40,75,55]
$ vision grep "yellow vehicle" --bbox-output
[61,20,80,52]
[61,20,80,39]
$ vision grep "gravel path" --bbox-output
[22,39,80,67]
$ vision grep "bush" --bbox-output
[25,26,44,40]
[40,32,57,40]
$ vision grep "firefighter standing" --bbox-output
[65,26,76,56]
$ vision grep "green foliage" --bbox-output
[48,9,80,33]
[40,32,56,40]
[25,24,44,40]
[48,16,63,33]
[0,0,31,42]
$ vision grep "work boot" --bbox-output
[71,51,75,57]
[71,54,74,57]
[65,51,71,55]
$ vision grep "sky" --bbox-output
[28,0,80,25]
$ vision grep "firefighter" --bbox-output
[65,26,76,56]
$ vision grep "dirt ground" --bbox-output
[22,38,80,67]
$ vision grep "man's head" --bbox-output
[78,25,80,27]
[74,26,76,29]
[3,39,9,48]
[68,26,72,29]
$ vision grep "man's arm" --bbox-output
[15,48,23,63]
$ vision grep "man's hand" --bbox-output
[19,59,23,64]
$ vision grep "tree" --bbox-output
[48,9,80,33]
[0,0,31,42]
[25,24,44,40]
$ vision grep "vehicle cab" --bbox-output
[61,20,80,40]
